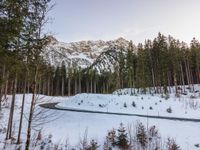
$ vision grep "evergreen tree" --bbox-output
[115,123,129,149]
[136,123,147,149]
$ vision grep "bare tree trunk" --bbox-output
[5,80,13,140]
[180,63,185,92]
[185,60,190,86]
[51,80,54,96]
[173,71,178,93]
[151,68,156,92]
[0,65,5,111]
[75,77,77,95]
[6,76,17,139]
[27,70,30,93]
[17,76,27,144]
[61,76,64,96]
[190,69,195,92]
[78,73,81,93]
[94,79,96,93]
[68,78,71,96]
[4,71,9,100]
[47,77,50,96]
[0,84,3,111]
[90,78,93,93]
[106,82,109,94]
[38,76,41,94]
[86,79,89,93]
[17,81,21,93]
[25,67,38,150]
[42,81,46,95]
[196,67,200,84]
[187,61,194,92]
[56,78,59,96]
[167,71,171,93]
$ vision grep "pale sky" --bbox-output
[45,0,200,44]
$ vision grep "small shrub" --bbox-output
[37,130,42,141]
[148,125,158,141]
[85,139,99,150]
[141,106,144,109]
[166,138,180,150]
[132,101,136,107]
[162,93,170,100]
[185,111,187,114]
[106,129,116,147]
[181,92,187,95]
[166,107,172,113]
[124,102,127,108]
[194,144,200,148]
[190,95,196,99]
[118,93,122,96]
[165,94,170,100]
[149,106,153,110]
[155,102,157,105]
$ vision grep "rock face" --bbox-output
[43,36,133,70]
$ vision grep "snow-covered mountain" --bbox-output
[43,36,132,70]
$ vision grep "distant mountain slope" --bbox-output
[43,36,133,71]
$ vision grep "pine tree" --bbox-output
[136,123,147,149]
[126,41,135,94]
[115,123,129,149]
[190,38,200,84]
[136,43,150,93]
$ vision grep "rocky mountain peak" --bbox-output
[43,36,133,70]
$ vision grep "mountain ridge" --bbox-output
[43,36,134,71]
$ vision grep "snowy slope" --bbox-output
[0,91,200,149]
[57,85,200,119]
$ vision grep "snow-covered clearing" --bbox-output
[57,94,200,120]
[0,85,200,149]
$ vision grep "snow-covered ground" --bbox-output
[57,85,200,119]
[0,85,200,149]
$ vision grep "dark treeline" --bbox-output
[48,34,200,96]
[1,32,200,98]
